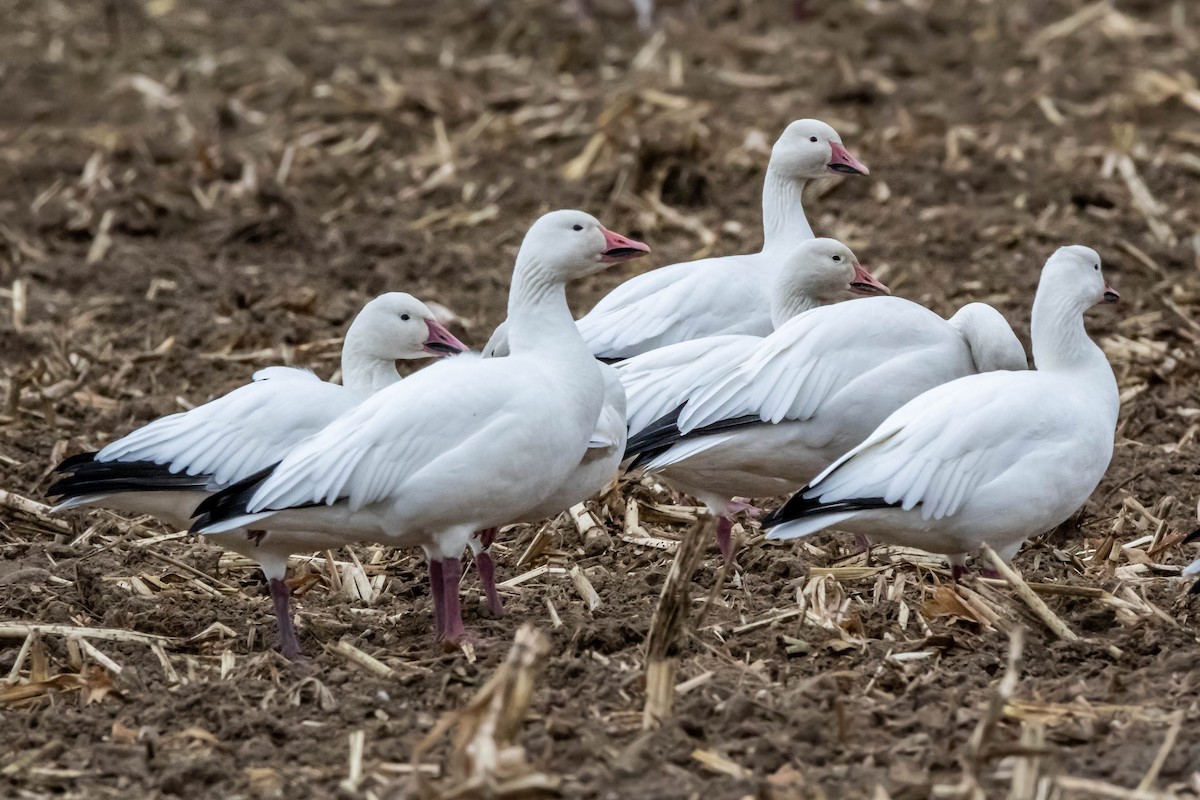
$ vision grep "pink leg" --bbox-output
[853,533,871,554]
[269,578,302,661]
[475,550,505,617]
[979,568,1001,580]
[428,559,446,638]
[950,564,969,581]
[478,527,497,549]
[715,516,734,563]
[440,557,468,643]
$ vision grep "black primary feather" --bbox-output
[624,405,766,471]
[54,450,102,473]
[1183,527,1200,545]
[761,488,897,529]
[48,457,211,500]
[190,463,280,530]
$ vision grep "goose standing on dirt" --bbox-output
[192,210,650,644]
[482,119,867,360]
[761,246,1120,575]
[622,244,1027,560]
[47,293,467,659]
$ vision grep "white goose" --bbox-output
[761,246,1120,575]
[48,293,466,659]
[193,210,650,643]
[618,238,889,439]
[482,119,867,360]
[622,246,1027,560]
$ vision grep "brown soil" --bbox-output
[2,1,1200,798]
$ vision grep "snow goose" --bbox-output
[47,293,466,659]
[482,119,867,360]
[467,364,627,616]
[761,245,1120,574]
[622,251,1026,560]
[192,210,649,643]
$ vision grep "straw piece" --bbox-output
[980,545,1079,641]
[0,624,178,647]
[642,517,711,729]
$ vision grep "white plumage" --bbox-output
[620,241,1024,558]
[763,245,1120,574]
[483,119,868,360]
[48,292,465,659]
[194,210,650,643]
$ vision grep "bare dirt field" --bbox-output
[2,0,1200,798]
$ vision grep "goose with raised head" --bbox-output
[761,246,1120,574]
[482,119,867,360]
[192,210,650,645]
[623,244,1027,560]
[47,292,467,659]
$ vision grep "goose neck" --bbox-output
[341,343,402,394]
[505,258,588,358]
[1031,289,1094,370]
[761,167,813,257]
[770,289,820,329]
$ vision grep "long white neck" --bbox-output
[761,166,814,258]
[505,258,590,361]
[340,340,402,394]
[1031,287,1118,420]
[769,283,823,329]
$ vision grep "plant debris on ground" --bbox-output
[2,1,1199,798]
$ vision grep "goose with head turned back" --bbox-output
[193,210,650,644]
[622,242,1027,560]
[47,293,467,659]
[482,119,867,360]
[762,246,1119,574]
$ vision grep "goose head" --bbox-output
[771,238,887,326]
[785,238,888,300]
[348,292,468,359]
[771,119,869,179]
[1042,245,1119,310]
[518,209,650,280]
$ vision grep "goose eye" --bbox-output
[572,224,583,231]
[809,136,818,143]
[832,255,842,262]
[1093,264,1099,271]
[400,314,410,321]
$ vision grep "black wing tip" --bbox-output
[1183,527,1200,545]
[1190,578,1200,596]
[54,451,100,473]
[762,490,897,529]
[46,459,209,500]
[623,406,686,463]
[192,463,280,526]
